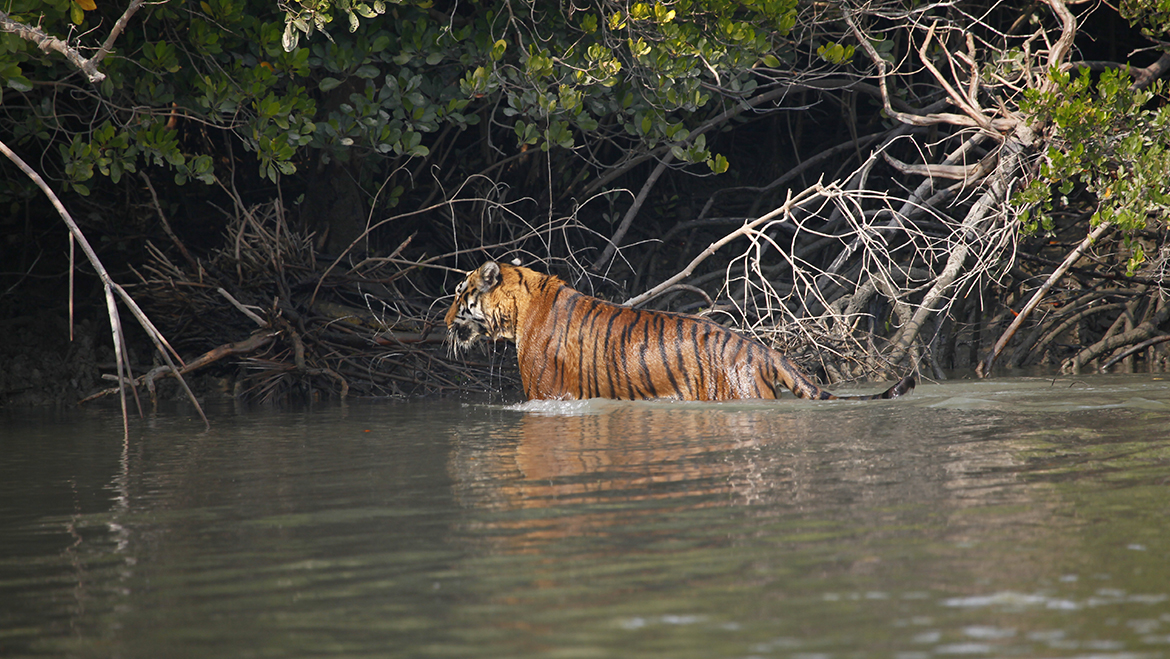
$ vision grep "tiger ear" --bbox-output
[478,261,502,292]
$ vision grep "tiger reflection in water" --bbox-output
[447,402,837,553]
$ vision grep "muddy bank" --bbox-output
[1,307,107,408]
[0,302,241,409]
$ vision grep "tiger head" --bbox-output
[444,261,520,355]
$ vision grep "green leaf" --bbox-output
[6,75,33,93]
[708,153,729,173]
[282,23,300,52]
[354,64,380,78]
[653,2,675,23]
[491,39,507,62]
[319,77,343,92]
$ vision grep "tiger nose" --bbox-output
[455,324,475,342]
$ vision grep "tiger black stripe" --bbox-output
[716,330,735,396]
[687,321,705,399]
[638,317,658,398]
[591,305,615,398]
[534,288,562,394]
[766,359,782,398]
[591,302,609,397]
[576,298,604,398]
[618,308,634,396]
[557,319,575,396]
[673,317,695,399]
[655,315,683,398]
[704,323,723,398]
[623,313,641,399]
[545,289,577,393]
[608,306,627,400]
[619,310,642,399]
[589,301,608,395]
[577,300,596,398]
[537,287,566,358]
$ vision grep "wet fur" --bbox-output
[445,261,915,401]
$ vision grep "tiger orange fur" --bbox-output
[445,261,915,401]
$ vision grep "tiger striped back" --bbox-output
[444,261,914,401]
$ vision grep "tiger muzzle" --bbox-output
[447,318,486,355]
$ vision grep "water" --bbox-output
[2,374,1169,658]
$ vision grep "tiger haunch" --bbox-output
[445,261,915,402]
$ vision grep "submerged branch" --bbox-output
[1100,334,1170,370]
[1064,298,1170,373]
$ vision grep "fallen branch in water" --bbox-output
[1064,298,1170,373]
[82,331,279,404]
[1099,334,1170,371]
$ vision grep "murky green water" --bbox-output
[2,374,1169,658]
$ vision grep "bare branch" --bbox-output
[0,10,96,79]
[1100,334,1170,370]
[977,221,1113,377]
[0,0,145,84]
[886,122,1037,365]
[623,184,825,307]
[844,9,1017,132]
[591,150,674,274]
[1064,299,1170,373]
[0,137,208,436]
[882,151,997,181]
[916,21,992,131]
[1044,0,1077,72]
[91,0,146,73]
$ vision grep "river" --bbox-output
[2,373,1169,658]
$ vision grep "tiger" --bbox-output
[444,261,915,402]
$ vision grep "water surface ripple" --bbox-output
[2,374,1168,658]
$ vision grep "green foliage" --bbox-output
[2,0,322,189]
[816,41,855,65]
[1014,68,1170,275]
[279,0,803,172]
[1120,0,1170,39]
[4,0,812,229]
